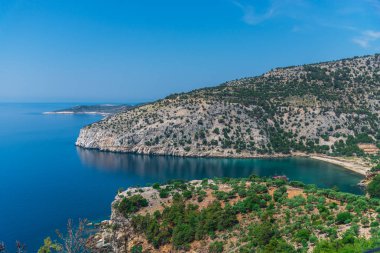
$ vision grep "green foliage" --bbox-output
[152,183,160,190]
[262,239,296,253]
[182,190,192,199]
[332,135,368,156]
[38,237,61,253]
[125,174,380,252]
[213,128,220,135]
[132,196,237,249]
[209,241,224,253]
[368,174,380,198]
[371,164,380,172]
[159,189,170,198]
[131,244,143,253]
[248,221,276,246]
[313,237,380,253]
[336,212,352,224]
[172,223,194,249]
[294,228,311,242]
[116,194,148,217]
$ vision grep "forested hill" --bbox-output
[89,176,380,252]
[76,54,380,158]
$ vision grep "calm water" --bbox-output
[0,103,364,251]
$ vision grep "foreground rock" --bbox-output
[89,176,380,252]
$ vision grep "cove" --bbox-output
[77,148,364,195]
[0,103,364,252]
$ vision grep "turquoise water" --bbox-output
[0,103,364,251]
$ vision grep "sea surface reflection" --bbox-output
[77,147,364,194]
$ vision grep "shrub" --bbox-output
[336,212,352,224]
[152,183,160,190]
[213,128,220,135]
[116,195,148,217]
[295,228,311,242]
[172,223,194,249]
[368,175,380,198]
[263,239,296,253]
[209,241,224,253]
[183,190,192,199]
[159,189,170,198]
[131,245,142,253]
[249,222,276,246]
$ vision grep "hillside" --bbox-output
[76,54,380,158]
[89,176,380,252]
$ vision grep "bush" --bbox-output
[116,195,148,217]
[368,175,380,198]
[209,241,224,253]
[262,239,296,253]
[295,228,311,242]
[172,223,194,249]
[152,183,160,190]
[183,190,192,199]
[249,222,276,246]
[370,164,380,172]
[314,238,379,253]
[159,189,170,198]
[131,245,142,253]
[336,212,352,224]
[213,128,220,135]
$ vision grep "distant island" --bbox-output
[44,104,137,116]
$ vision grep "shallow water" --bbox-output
[0,103,364,251]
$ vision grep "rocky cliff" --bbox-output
[76,54,380,157]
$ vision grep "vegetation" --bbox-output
[37,237,61,253]
[368,174,380,198]
[132,195,237,249]
[115,194,148,217]
[1,219,90,253]
[100,175,380,252]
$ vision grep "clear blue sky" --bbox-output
[0,0,379,103]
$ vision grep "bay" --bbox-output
[0,103,364,251]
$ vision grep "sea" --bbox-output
[0,103,364,251]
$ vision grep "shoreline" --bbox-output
[43,111,110,116]
[308,154,371,176]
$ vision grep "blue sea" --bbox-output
[0,103,364,252]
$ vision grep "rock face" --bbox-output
[76,54,380,157]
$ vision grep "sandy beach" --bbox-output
[309,154,372,176]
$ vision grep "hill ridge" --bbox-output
[76,54,380,160]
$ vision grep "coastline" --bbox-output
[43,111,110,116]
[76,145,371,176]
[308,154,371,176]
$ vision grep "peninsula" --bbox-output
[76,54,380,174]
[44,104,135,116]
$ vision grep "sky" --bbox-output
[0,0,379,103]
